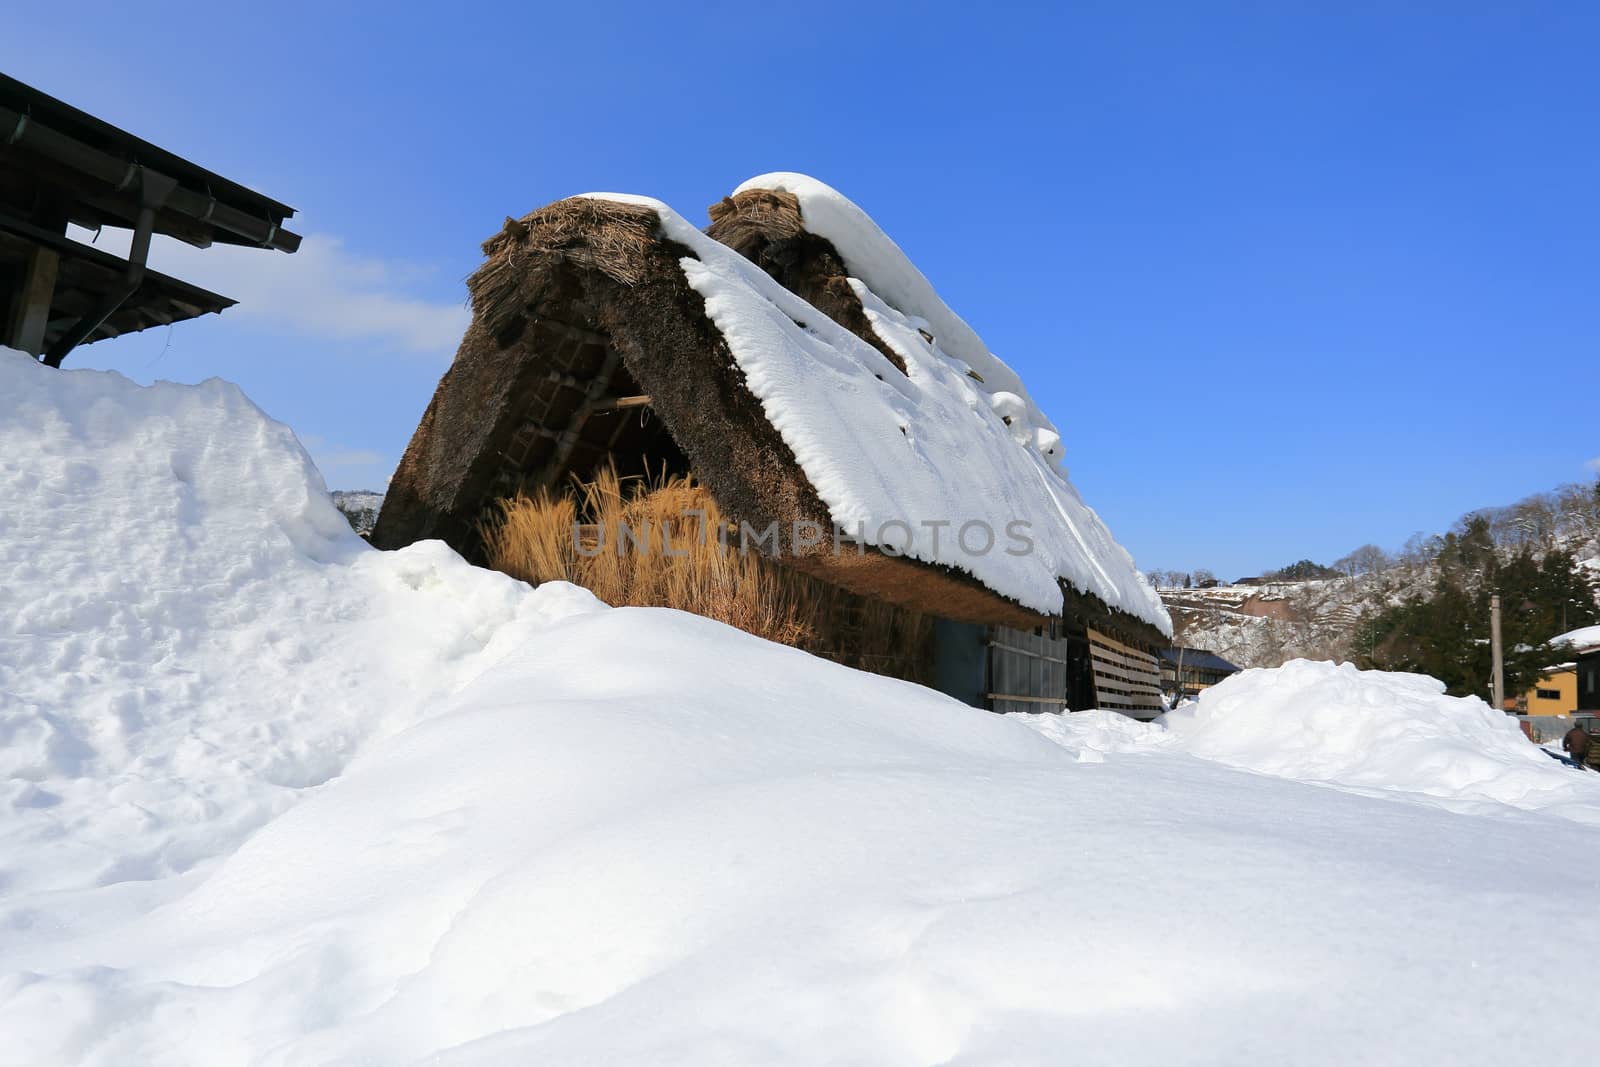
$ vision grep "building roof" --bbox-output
[1,75,299,364]
[1,75,298,252]
[0,212,232,348]
[1158,647,1243,674]
[1553,625,1600,656]
[372,178,1170,644]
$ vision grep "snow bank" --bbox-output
[1161,661,1596,814]
[1020,660,1600,821]
[6,355,1600,1065]
[576,184,1169,632]
[0,349,601,912]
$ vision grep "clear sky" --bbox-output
[7,2,1597,580]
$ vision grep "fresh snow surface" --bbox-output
[1026,660,1600,822]
[577,185,1168,632]
[0,349,602,918]
[7,353,1600,1065]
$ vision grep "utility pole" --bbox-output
[1490,593,1505,710]
[1175,645,1187,704]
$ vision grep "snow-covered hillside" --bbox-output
[330,489,384,535]
[1166,491,1600,669]
[1168,553,1599,670]
[5,350,1600,1065]
[1162,577,1391,667]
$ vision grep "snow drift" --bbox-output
[1025,660,1600,822]
[1161,660,1600,816]
[0,348,602,907]
[5,351,1600,1065]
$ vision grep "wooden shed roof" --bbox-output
[1,74,299,252]
[0,212,232,349]
[1,74,297,364]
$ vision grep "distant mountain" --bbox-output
[1162,480,1600,669]
[1161,576,1403,668]
[331,490,384,536]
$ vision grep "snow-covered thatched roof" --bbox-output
[374,176,1169,641]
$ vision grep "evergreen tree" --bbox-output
[1267,559,1342,581]
[1351,539,1598,701]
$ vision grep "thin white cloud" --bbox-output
[297,434,392,489]
[68,227,469,355]
[316,447,386,472]
[1587,457,1600,473]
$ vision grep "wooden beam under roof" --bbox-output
[0,74,298,252]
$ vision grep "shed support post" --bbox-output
[43,167,176,368]
[5,245,59,358]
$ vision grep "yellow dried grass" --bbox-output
[480,465,933,680]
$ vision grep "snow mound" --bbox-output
[1015,662,1600,820]
[1019,706,1164,763]
[0,349,601,910]
[1160,660,1597,816]
[577,185,1169,633]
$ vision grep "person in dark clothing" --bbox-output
[1563,723,1592,769]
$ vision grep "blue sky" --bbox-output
[7,2,1597,579]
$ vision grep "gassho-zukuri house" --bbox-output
[373,173,1173,717]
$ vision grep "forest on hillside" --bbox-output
[1162,478,1600,686]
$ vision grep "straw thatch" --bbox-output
[371,193,1159,644]
[373,198,828,569]
[479,466,935,683]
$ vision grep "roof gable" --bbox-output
[374,180,1171,640]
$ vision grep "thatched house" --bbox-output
[372,174,1171,715]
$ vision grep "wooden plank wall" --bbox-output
[1087,629,1163,717]
[987,625,1069,715]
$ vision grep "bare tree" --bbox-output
[1349,544,1391,577]
[1555,481,1600,549]
[1399,531,1442,569]
[1507,493,1558,550]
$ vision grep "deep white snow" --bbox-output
[577,183,1169,632]
[0,349,601,911]
[5,351,1600,1066]
[1027,660,1600,821]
